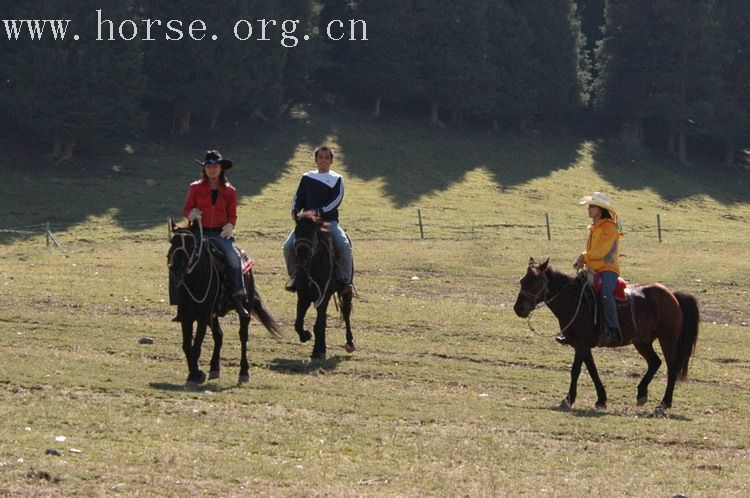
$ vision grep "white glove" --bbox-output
[187,208,202,222]
[220,223,234,239]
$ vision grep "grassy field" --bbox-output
[1,106,750,496]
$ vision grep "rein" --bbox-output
[525,273,589,336]
[169,223,218,305]
[295,226,335,309]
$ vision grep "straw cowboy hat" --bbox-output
[195,150,233,169]
[579,192,616,213]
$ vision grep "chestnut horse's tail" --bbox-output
[252,288,284,340]
[673,291,700,381]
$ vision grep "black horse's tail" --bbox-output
[674,291,700,381]
[252,288,284,340]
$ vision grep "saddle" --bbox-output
[207,240,255,317]
[206,240,255,275]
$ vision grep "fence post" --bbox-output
[545,213,551,241]
[657,214,662,243]
[417,209,424,239]
[46,221,50,247]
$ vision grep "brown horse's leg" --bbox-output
[656,321,681,410]
[633,340,661,405]
[187,317,209,385]
[582,350,608,409]
[563,349,586,408]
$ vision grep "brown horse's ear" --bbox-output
[538,258,550,272]
[528,257,536,266]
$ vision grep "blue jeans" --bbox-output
[283,221,353,283]
[205,230,246,297]
[599,271,620,331]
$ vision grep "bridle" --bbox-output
[294,223,335,309]
[168,223,217,304]
[521,269,589,336]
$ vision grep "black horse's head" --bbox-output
[293,217,323,272]
[513,257,550,318]
[167,219,200,281]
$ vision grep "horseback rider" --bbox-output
[283,146,353,295]
[179,150,249,318]
[557,192,623,346]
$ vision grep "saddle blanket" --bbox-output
[239,248,255,275]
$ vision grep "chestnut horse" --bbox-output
[513,258,699,414]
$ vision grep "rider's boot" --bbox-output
[597,327,621,347]
[233,295,250,319]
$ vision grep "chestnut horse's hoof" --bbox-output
[208,370,220,380]
[299,330,312,343]
[344,342,355,353]
[238,373,250,384]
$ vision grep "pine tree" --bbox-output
[1,0,144,161]
[345,0,418,117]
[411,0,491,126]
[595,0,723,164]
[714,0,750,165]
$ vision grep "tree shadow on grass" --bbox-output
[268,355,351,375]
[331,108,585,208]
[590,141,750,205]
[0,108,331,240]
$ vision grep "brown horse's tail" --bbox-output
[251,288,284,340]
[674,291,700,381]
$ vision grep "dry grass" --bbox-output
[1,106,749,496]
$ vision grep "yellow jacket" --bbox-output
[582,218,620,274]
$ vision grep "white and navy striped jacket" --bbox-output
[291,170,344,222]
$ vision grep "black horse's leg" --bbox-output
[633,340,662,406]
[180,318,195,381]
[187,317,208,385]
[208,316,223,380]
[295,296,312,343]
[311,299,330,360]
[238,314,251,384]
[341,291,355,353]
[582,350,608,409]
[562,349,586,409]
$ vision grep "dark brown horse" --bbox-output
[513,258,699,414]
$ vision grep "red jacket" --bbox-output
[182,180,237,229]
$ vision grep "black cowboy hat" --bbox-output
[195,150,233,169]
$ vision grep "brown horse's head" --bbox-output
[513,257,550,318]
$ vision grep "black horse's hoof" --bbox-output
[299,330,312,343]
[208,370,220,380]
[311,351,326,362]
[186,370,207,386]
[344,342,355,353]
[238,373,250,384]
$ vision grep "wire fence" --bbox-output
[0,209,724,249]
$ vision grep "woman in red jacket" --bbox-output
[181,150,248,318]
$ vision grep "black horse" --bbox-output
[167,220,282,385]
[292,217,354,360]
[514,258,699,414]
